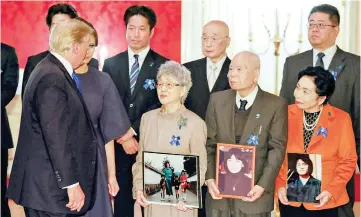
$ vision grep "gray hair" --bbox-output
[157,61,193,104]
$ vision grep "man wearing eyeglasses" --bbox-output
[183,20,231,121]
[183,20,231,217]
[279,4,359,217]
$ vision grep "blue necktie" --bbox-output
[72,72,82,94]
[129,54,140,94]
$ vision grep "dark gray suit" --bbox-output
[279,47,360,217]
[1,43,19,217]
[7,54,98,216]
[205,88,288,216]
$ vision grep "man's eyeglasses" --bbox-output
[201,36,228,44]
[156,82,181,89]
[307,23,337,29]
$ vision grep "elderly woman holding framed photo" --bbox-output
[132,61,207,217]
[275,66,357,217]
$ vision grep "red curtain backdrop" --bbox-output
[1,1,181,69]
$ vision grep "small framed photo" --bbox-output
[216,143,255,199]
[287,153,322,203]
[143,151,202,208]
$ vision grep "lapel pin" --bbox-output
[256,114,260,119]
[149,62,154,67]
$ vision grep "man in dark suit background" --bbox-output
[102,5,168,217]
[21,3,98,98]
[7,19,98,217]
[1,43,19,217]
[205,51,287,217]
[279,4,360,217]
[183,20,231,217]
[184,20,231,121]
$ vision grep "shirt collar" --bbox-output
[50,51,73,76]
[206,55,227,70]
[128,46,150,62]
[313,44,337,59]
[236,85,259,110]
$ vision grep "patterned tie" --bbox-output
[72,72,82,94]
[208,65,218,91]
[315,52,325,68]
[130,54,140,94]
[239,99,248,112]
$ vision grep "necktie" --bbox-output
[130,54,140,94]
[208,65,218,91]
[315,52,325,68]
[239,99,248,112]
[72,72,82,94]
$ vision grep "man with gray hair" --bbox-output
[205,51,287,217]
[7,19,98,217]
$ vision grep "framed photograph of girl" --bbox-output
[216,143,256,199]
[143,151,202,208]
[286,153,322,203]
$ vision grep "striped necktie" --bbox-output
[130,54,140,94]
[72,72,82,94]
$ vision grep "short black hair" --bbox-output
[123,5,157,30]
[223,148,249,174]
[309,4,340,26]
[297,66,335,105]
[293,154,314,176]
[46,3,78,28]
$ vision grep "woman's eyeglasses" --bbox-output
[156,82,181,89]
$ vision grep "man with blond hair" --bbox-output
[7,19,98,217]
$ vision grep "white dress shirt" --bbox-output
[50,51,79,189]
[313,44,337,70]
[236,85,259,110]
[206,55,227,91]
[128,46,150,73]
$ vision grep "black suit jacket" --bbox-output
[21,50,99,98]
[184,57,231,120]
[279,47,360,167]
[7,54,98,214]
[103,49,168,136]
[1,43,19,149]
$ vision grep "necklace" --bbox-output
[303,107,323,131]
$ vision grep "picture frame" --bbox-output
[286,153,322,203]
[216,143,256,199]
[143,151,202,208]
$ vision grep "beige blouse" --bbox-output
[132,105,207,217]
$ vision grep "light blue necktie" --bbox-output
[129,54,140,94]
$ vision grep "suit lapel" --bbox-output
[307,105,335,149]
[196,58,209,92]
[48,53,97,136]
[327,46,346,79]
[211,57,230,93]
[239,88,265,144]
[223,91,236,143]
[131,49,156,99]
[119,51,131,97]
[289,105,304,149]
[48,54,75,89]
[301,50,313,68]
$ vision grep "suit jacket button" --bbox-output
[58,178,62,182]
[129,104,134,108]
[92,140,97,143]
[91,161,96,164]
